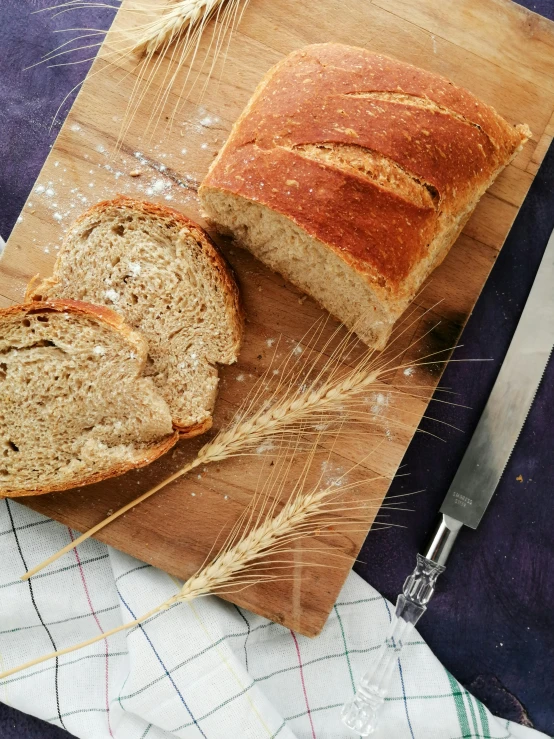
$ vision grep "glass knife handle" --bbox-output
[341,515,462,736]
[341,554,445,735]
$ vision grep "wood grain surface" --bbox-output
[1,0,553,636]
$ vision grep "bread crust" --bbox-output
[28,195,244,437]
[0,300,179,498]
[201,43,529,304]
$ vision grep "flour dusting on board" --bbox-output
[321,459,346,489]
[368,391,390,416]
[27,116,219,248]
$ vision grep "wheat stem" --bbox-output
[0,601,174,680]
[21,327,447,581]
[5,468,381,680]
[132,0,226,55]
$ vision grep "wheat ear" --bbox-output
[132,0,227,55]
[21,313,455,581]
[2,448,387,681]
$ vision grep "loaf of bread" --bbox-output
[29,196,243,436]
[0,300,178,497]
[199,43,530,349]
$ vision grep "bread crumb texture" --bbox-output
[31,197,243,435]
[0,302,178,497]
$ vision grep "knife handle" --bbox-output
[341,516,459,737]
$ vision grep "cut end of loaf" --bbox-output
[29,196,244,435]
[0,301,178,497]
[200,186,394,349]
[200,43,530,349]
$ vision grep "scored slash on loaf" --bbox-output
[0,300,178,497]
[200,43,530,349]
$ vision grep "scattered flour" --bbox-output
[369,392,390,416]
[145,178,170,196]
[104,289,119,303]
[200,115,220,127]
[321,459,345,489]
[256,440,276,455]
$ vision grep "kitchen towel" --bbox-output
[0,499,546,739]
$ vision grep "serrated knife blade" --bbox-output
[440,227,554,530]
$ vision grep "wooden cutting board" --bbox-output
[1,0,554,636]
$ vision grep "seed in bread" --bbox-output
[29,196,244,436]
[199,43,530,349]
[0,300,178,497]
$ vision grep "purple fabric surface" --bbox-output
[1,0,553,736]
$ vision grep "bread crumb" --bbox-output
[129,169,142,177]
[516,474,523,482]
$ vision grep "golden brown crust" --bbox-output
[174,416,213,439]
[0,300,179,498]
[1,432,178,498]
[202,43,530,295]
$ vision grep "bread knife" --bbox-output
[342,226,554,736]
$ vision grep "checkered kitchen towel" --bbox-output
[0,500,546,739]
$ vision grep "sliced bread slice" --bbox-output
[0,300,178,497]
[29,196,243,436]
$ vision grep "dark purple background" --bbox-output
[1,1,553,736]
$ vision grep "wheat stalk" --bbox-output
[35,0,248,142]
[132,0,225,55]
[22,311,454,582]
[3,436,395,681]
